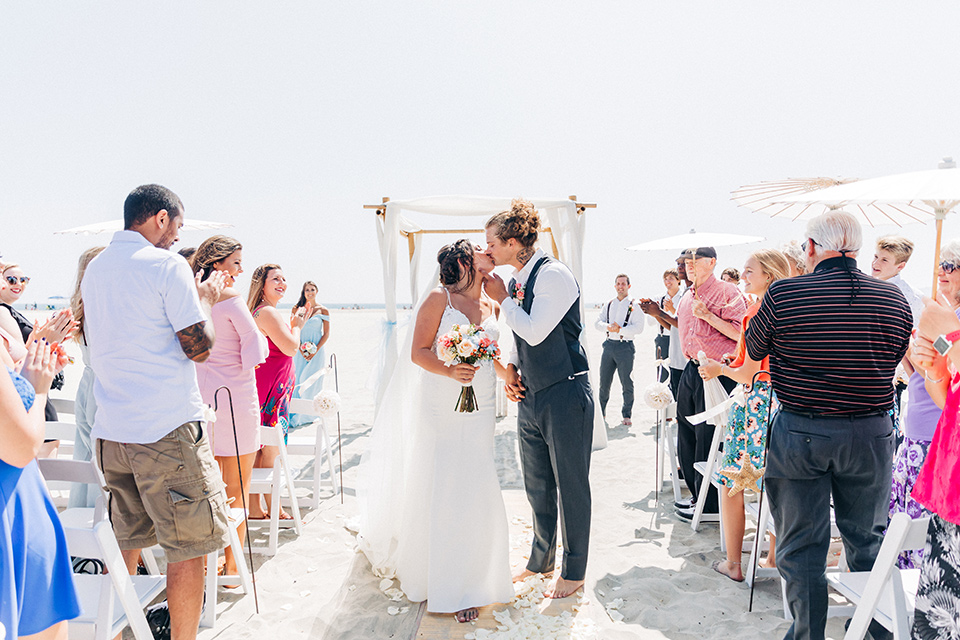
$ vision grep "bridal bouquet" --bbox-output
[437,324,500,413]
[299,341,318,359]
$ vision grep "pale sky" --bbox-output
[3,2,960,305]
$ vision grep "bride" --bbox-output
[357,239,514,623]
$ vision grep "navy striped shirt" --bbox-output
[745,257,912,416]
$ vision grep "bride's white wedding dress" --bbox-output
[357,290,513,613]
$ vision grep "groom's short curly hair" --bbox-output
[438,239,476,293]
[486,198,540,248]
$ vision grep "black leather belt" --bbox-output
[783,409,889,420]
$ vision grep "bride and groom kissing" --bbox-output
[357,199,595,623]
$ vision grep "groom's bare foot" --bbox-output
[455,608,478,623]
[512,568,552,583]
[545,577,584,599]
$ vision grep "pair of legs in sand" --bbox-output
[712,490,777,582]
[453,570,584,623]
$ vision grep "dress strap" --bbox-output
[442,287,453,309]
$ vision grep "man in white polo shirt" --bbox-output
[82,184,229,640]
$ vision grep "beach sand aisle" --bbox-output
[43,308,847,639]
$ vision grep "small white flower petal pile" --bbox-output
[463,574,598,640]
[604,597,625,623]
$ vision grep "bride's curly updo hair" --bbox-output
[485,198,540,248]
[437,239,476,293]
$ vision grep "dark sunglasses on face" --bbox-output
[4,275,29,285]
[940,261,959,274]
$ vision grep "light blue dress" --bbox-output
[69,340,98,508]
[290,312,329,428]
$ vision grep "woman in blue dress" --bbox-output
[289,281,331,428]
[1,332,80,639]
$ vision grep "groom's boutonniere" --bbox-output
[511,282,526,304]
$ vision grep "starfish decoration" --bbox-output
[718,451,765,496]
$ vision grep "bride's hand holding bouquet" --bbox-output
[437,323,501,412]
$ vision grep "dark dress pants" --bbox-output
[598,340,635,420]
[765,410,896,640]
[669,367,684,399]
[517,375,594,581]
[676,360,736,513]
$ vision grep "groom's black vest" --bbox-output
[512,256,589,393]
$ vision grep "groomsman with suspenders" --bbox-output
[595,274,642,426]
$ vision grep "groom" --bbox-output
[483,208,594,599]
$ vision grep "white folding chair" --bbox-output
[286,398,340,508]
[828,513,928,640]
[37,458,109,529]
[690,417,725,531]
[247,424,303,554]
[64,521,166,640]
[45,397,79,458]
[658,402,683,503]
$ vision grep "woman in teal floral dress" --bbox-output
[699,249,791,582]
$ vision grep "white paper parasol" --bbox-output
[54,219,233,235]
[731,177,861,221]
[626,230,764,252]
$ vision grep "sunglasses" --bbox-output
[940,261,959,274]
[4,275,29,285]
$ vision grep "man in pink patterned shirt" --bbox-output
[674,247,747,520]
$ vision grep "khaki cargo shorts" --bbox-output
[97,421,230,564]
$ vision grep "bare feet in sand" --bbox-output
[512,568,552,583]
[545,577,584,599]
[712,559,744,582]
[455,608,478,623]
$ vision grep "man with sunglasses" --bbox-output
[745,211,912,640]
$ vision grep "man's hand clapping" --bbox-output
[196,270,227,308]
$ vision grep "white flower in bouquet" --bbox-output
[643,381,674,410]
[313,390,342,417]
[439,345,459,364]
[456,340,477,358]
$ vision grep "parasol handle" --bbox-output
[933,214,945,298]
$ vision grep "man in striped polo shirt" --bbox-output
[746,211,912,640]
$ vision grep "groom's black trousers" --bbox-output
[517,375,594,581]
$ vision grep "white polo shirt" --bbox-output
[82,230,207,444]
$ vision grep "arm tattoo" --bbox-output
[517,246,535,266]
[176,321,215,363]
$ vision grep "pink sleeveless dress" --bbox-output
[253,305,296,435]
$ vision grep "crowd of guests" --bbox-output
[0,184,331,639]
[633,212,959,639]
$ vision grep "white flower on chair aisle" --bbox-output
[313,389,342,417]
[643,382,674,410]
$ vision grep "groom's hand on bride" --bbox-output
[448,363,478,384]
[482,272,508,303]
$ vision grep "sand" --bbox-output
[42,307,850,639]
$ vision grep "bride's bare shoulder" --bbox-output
[417,289,447,317]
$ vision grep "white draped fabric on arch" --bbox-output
[368,194,607,451]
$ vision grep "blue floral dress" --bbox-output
[1,368,81,636]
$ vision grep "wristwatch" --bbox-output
[933,329,960,356]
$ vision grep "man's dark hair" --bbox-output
[124,184,183,230]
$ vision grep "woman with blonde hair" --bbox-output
[699,248,790,581]
[190,235,267,576]
[247,263,305,519]
[67,246,106,508]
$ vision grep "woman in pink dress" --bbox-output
[246,263,305,519]
[191,236,268,577]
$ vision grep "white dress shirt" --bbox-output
[888,274,923,327]
[594,296,643,341]
[666,288,687,370]
[501,249,581,367]
[82,230,207,444]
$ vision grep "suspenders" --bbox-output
[606,299,632,341]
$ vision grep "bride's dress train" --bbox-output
[357,297,513,613]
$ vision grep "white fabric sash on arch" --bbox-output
[373,195,606,451]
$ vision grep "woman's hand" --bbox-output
[19,339,58,394]
[699,358,722,381]
[29,309,78,345]
[447,363,478,384]
[291,302,311,329]
[913,335,948,375]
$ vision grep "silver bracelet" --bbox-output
[925,371,946,384]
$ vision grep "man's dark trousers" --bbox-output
[765,410,895,640]
[517,375,594,580]
[598,339,635,421]
[676,359,736,513]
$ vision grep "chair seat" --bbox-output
[827,569,919,631]
[69,574,166,640]
[58,507,97,529]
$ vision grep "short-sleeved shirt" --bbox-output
[82,230,207,443]
[676,275,747,361]
[745,256,912,416]
[664,289,687,370]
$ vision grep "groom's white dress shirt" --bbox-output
[501,248,580,367]
[593,296,643,341]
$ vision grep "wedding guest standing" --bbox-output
[674,246,746,521]
[289,281,331,428]
[1,337,80,639]
[871,235,923,320]
[641,259,691,398]
[594,274,642,426]
[720,268,740,285]
[247,263,304,520]
[745,211,912,640]
[191,236,267,578]
[68,246,106,509]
